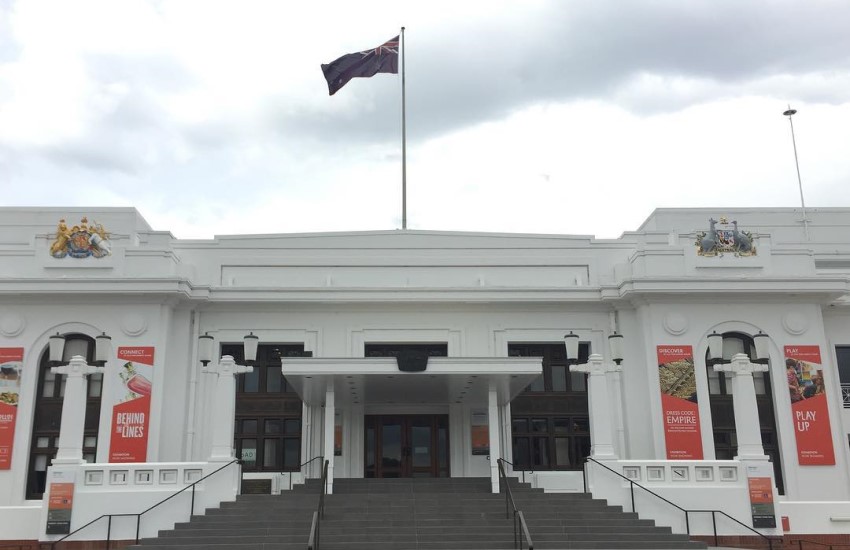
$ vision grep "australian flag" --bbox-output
[321,36,399,96]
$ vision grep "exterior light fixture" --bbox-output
[198,332,214,366]
[707,331,723,366]
[243,332,259,365]
[49,332,66,365]
[753,331,770,364]
[94,332,112,366]
[563,331,579,365]
[608,332,624,365]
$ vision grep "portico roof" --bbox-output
[282,357,543,407]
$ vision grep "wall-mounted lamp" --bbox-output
[563,331,579,365]
[608,332,624,365]
[198,331,259,366]
[707,330,770,366]
[49,332,66,365]
[94,332,112,367]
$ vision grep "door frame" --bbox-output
[364,414,449,478]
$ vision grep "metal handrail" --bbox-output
[793,539,850,550]
[284,455,327,491]
[49,459,240,549]
[307,458,329,550]
[497,458,534,550]
[586,457,780,550]
[497,457,534,485]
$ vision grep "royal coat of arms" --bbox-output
[695,216,756,257]
[49,217,112,259]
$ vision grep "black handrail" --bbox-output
[307,458,329,550]
[284,455,327,491]
[793,540,850,550]
[49,459,240,549]
[586,457,781,550]
[497,458,534,550]
[497,457,534,485]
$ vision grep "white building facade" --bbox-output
[2,206,850,544]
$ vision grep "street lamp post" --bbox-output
[783,106,810,241]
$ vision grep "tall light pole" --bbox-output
[783,106,809,240]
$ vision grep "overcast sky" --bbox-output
[1,0,849,239]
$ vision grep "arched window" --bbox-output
[705,332,784,494]
[26,334,103,499]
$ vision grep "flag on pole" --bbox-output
[321,36,399,95]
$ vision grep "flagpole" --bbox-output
[401,26,407,230]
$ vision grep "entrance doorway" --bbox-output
[365,415,449,478]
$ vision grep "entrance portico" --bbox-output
[283,357,542,493]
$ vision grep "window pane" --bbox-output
[527,376,545,392]
[243,369,259,392]
[554,438,570,466]
[36,437,49,448]
[42,371,55,397]
[84,436,97,448]
[708,369,721,394]
[365,427,375,469]
[266,367,282,392]
[553,418,569,434]
[572,417,590,433]
[263,439,279,468]
[576,436,590,463]
[59,375,66,397]
[88,373,103,398]
[240,439,257,467]
[284,419,300,434]
[753,372,766,395]
[63,339,89,362]
[513,437,530,468]
[284,438,300,468]
[551,366,567,392]
[532,438,549,467]
[35,455,48,471]
[722,337,745,360]
[512,418,528,433]
[531,419,548,433]
[570,372,587,392]
[265,419,282,434]
[242,420,257,434]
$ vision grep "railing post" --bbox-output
[191,484,196,518]
[106,515,112,550]
[684,510,690,535]
[136,514,141,543]
[582,462,587,493]
[712,511,718,546]
[630,481,635,513]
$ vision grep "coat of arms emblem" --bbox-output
[49,217,112,259]
[696,216,756,257]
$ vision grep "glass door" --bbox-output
[365,415,449,478]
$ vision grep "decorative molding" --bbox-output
[120,313,148,337]
[0,312,25,337]
[782,312,810,335]
[663,312,688,336]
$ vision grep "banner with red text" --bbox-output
[658,345,703,459]
[0,347,24,469]
[109,347,154,463]
[785,346,835,465]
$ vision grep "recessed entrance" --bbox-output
[365,415,449,478]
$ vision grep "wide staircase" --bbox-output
[131,477,708,550]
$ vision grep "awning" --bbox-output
[282,357,542,407]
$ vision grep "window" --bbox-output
[705,332,783,494]
[509,343,589,393]
[835,346,850,408]
[27,334,102,499]
[511,416,590,470]
[226,344,307,472]
[509,342,591,470]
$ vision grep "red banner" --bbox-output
[785,346,835,465]
[109,346,154,463]
[657,345,703,459]
[0,347,24,470]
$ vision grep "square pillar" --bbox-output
[323,381,335,494]
[488,383,501,493]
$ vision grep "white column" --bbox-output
[715,353,769,460]
[323,381,335,494]
[206,355,252,462]
[52,356,102,465]
[571,354,621,460]
[487,383,501,493]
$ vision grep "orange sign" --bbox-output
[657,346,703,460]
[0,347,24,470]
[785,346,836,466]
[46,470,76,534]
[110,347,155,462]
